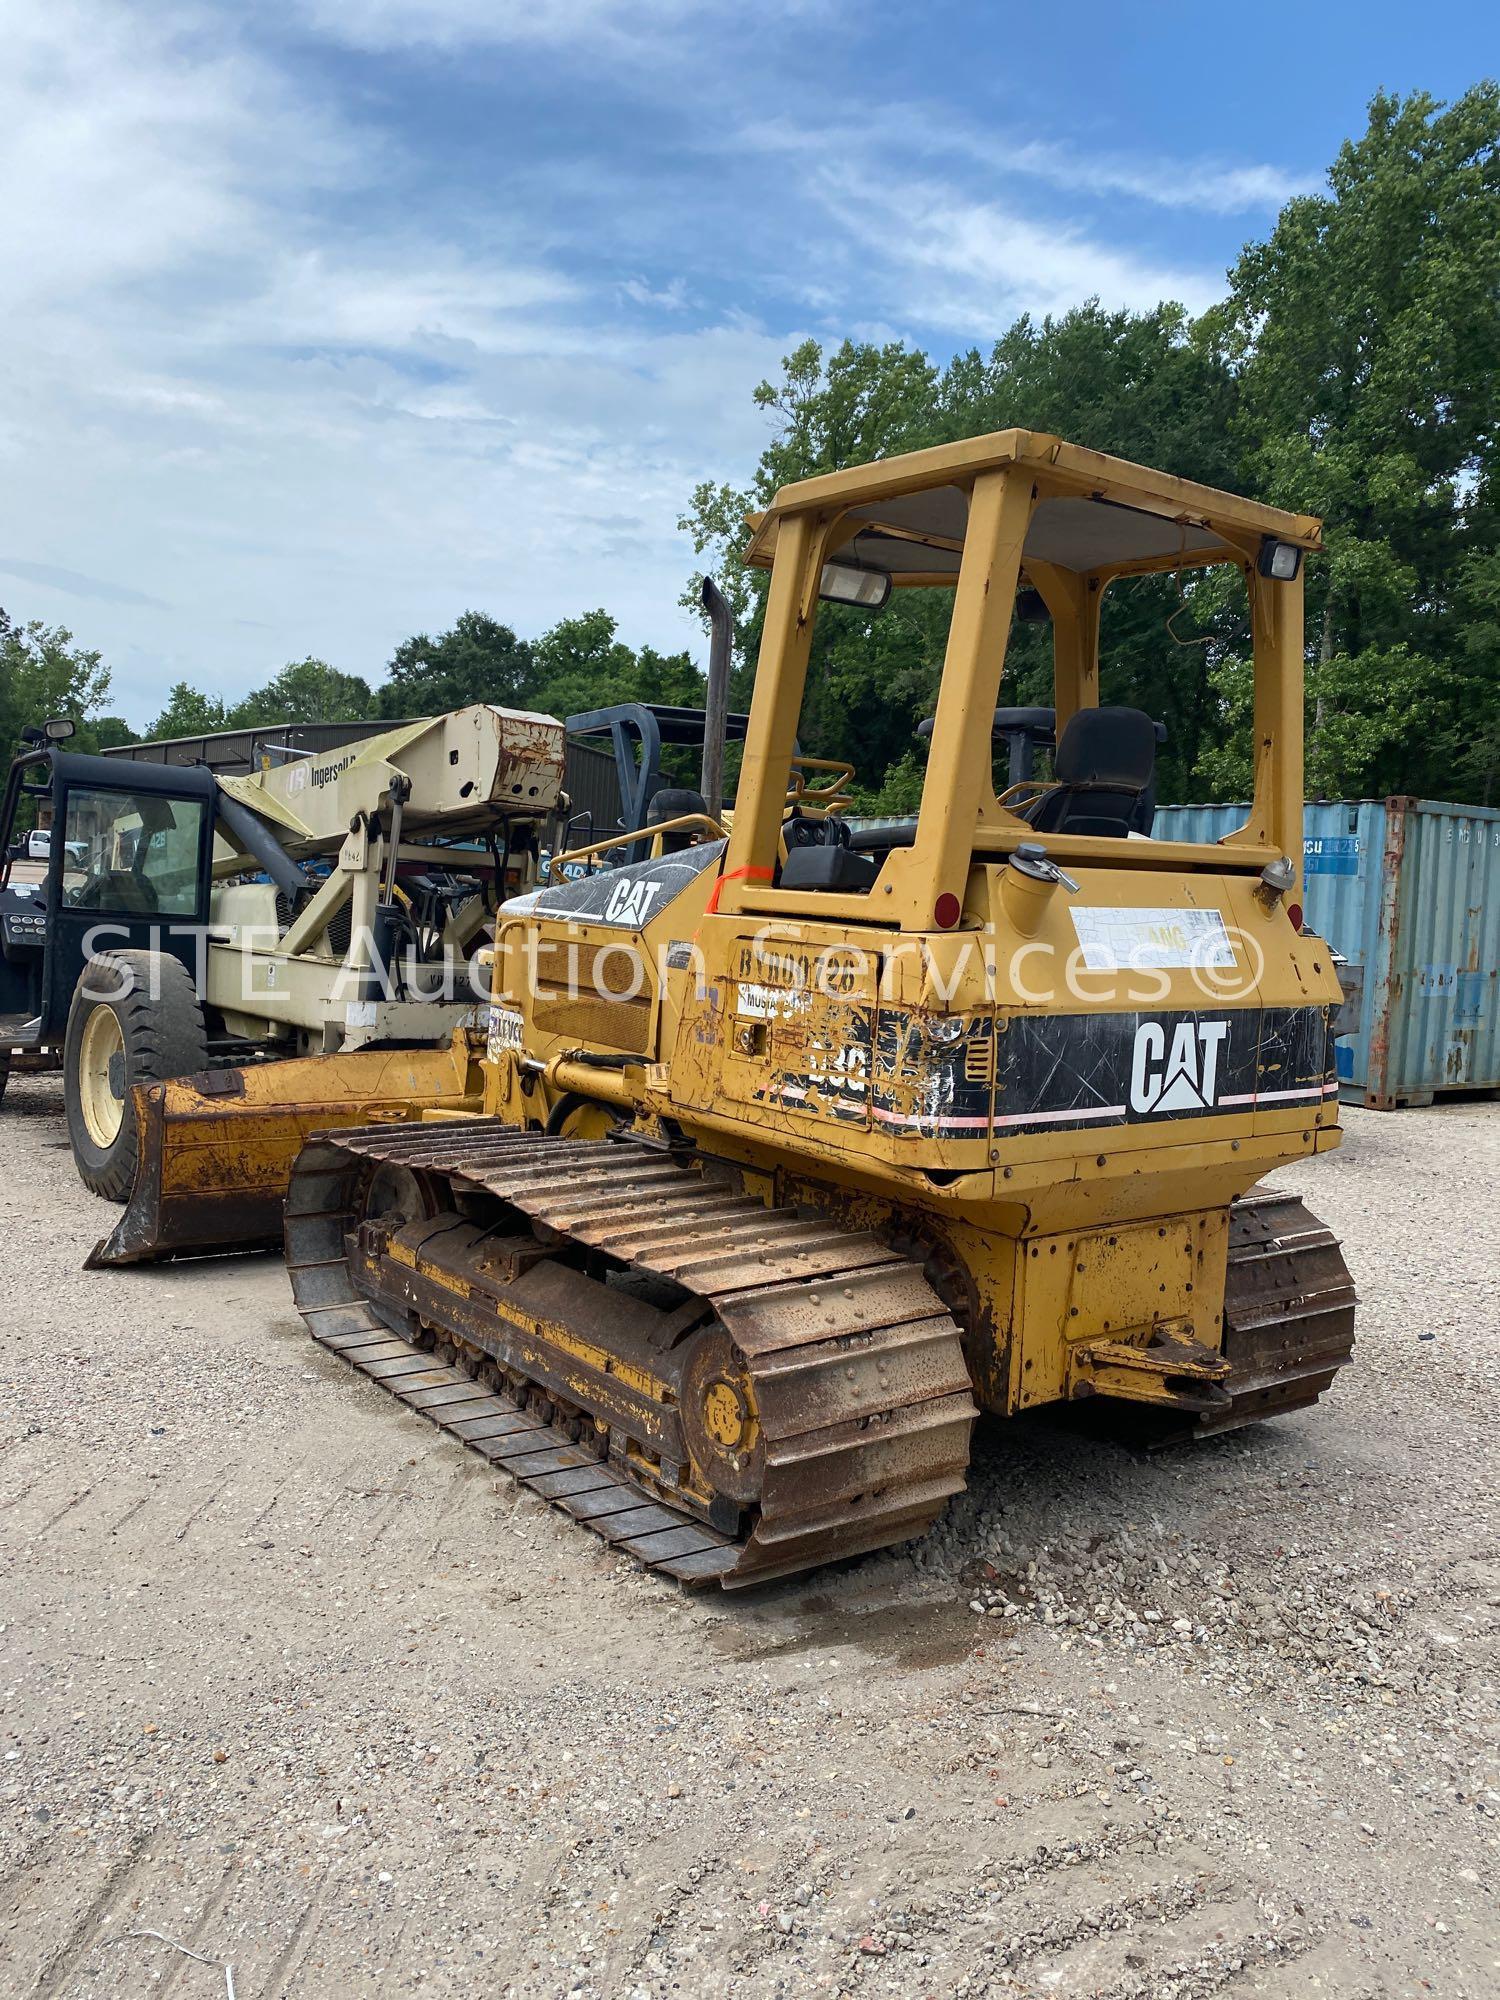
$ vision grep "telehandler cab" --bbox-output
[124,432,1359,1588]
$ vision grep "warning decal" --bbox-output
[1070,906,1235,972]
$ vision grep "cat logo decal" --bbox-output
[1129,1019,1230,1116]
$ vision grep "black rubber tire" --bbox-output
[0,1051,9,1112]
[64,949,208,1201]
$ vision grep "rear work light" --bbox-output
[1257,538,1303,581]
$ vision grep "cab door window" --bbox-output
[61,789,206,917]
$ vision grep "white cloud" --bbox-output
[286,0,751,53]
[816,172,1223,329]
[0,3,359,313]
[739,108,1316,219]
[246,250,581,352]
[0,560,165,608]
[1001,139,1319,216]
[0,2,793,724]
[621,276,695,312]
[0,1,1301,731]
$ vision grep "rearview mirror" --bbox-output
[818,562,892,612]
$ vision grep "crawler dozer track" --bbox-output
[1145,1188,1358,1447]
[285,1121,977,1588]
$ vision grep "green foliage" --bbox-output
[528,609,702,724]
[850,750,926,817]
[4,603,701,785]
[146,662,372,741]
[680,305,1248,799]
[1192,654,1256,800]
[0,609,112,767]
[939,301,1239,487]
[146,681,230,739]
[82,716,139,753]
[1202,638,1457,802]
[0,609,115,832]
[1450,549,1500,797]
[10,86,1496,819]
[361,607,703,758]
[1207,83,1500,802]
[678,86,1500,809]
[374,611,534,719]
[1307,645,1454,797]
[232,658,372,727]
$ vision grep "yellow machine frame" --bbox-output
[477,430,1343,1428]
[729,429,1312,930]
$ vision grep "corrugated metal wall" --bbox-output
[1154,799,1500,1106]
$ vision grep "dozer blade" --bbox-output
[87,1036,482,1268]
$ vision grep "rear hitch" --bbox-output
[1067,1319,1233,1415]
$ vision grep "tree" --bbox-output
[374,612,534,718]
[679,311,1242,803]
[679,339,949,796]
[1450,547,1500,801]
[76,715,138,755]
[529,609,702,724]
[230,658,372,727]
[1207,84,1500,802]
[0,609,113,767]
[681,91,1500,809]
[146,682,230,740]
[939,301,1238,487]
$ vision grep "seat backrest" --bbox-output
[1024,706,1158,838]
[644,786,709,853]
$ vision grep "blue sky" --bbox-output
[1,1,1493,725]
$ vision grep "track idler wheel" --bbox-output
[680,1328,763,1507]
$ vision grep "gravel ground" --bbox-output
[1,1075,1496,1999]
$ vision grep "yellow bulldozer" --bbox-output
[98,430,1357,1588]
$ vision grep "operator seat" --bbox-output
[70,869,161,914]
[1019,706,1159,839]
[644,787,709,854]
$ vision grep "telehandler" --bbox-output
[0,707,564,1245]
[126,432,1359,1587]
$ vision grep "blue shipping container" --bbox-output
[1153,798,1500,1107]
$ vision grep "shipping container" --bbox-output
[1153,798,1500,1108]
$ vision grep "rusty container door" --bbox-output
[1365,799,1500,1107]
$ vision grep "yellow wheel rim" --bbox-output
[78,1004,126,1150]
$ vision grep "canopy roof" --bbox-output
[743,430,1321,587]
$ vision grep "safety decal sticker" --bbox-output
[1070,906,1236,971]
